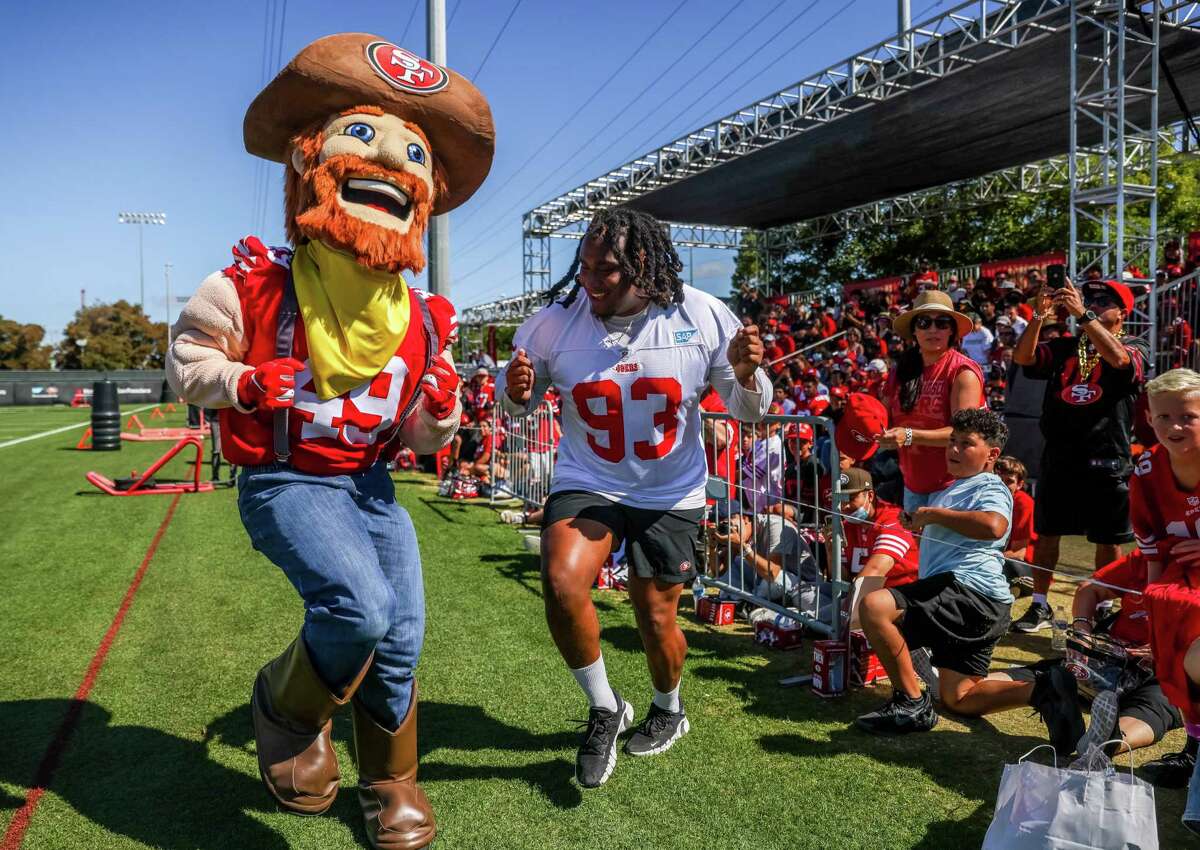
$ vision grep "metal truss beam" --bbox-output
[460,290,551,327]
[526,0,1075,238]
[545,220,748,250]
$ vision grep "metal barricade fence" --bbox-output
[1149,267,1200,374]
[490,399,558,507]
[699,411,846,640]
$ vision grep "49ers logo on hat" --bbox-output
[1061,383,1102,406]
[365,42,449,94]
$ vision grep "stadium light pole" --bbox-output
[117,212,167,310]
[426,0,449,298]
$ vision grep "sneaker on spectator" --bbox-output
[1142,745,1197,788]
[910,647,941,702]
[574,694,633,788]
[1072,689,1119,766]
[855,689,938,735]
[1029,664,1084,757]
[1012,600,1053,633]
[499,509,527,525]
[625,702,690,757]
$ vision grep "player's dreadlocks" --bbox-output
[546,207,685,309]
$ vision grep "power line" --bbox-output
[451,0,690,236]
[448,0,465,29]
[473,0,523,82]
[450,0,798,263]
[400,1,420,47]
[453,0,766,260]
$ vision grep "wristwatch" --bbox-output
[1079,309,1099,325]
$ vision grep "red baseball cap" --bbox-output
[785,423,814,442]
[836,392,888,461]
[808,398,830,417]
[830,386,849,399]
[1082,279,1135,314]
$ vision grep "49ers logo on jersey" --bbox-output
[1061,382,1102,406]
[365,42,449,94]
[291,357,411,445]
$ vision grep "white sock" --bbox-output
[1032,593,1048,606]
[652,682,682,713]
[571,656,618,712]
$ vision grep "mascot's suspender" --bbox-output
[272,269,440,464]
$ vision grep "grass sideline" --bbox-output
[0,405,1191,849]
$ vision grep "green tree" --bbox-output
[735,148,1200,290]
[0,316,52,369]
[56,301,167,370]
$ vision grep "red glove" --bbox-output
[420,358,460,420]
[237,358,305,410]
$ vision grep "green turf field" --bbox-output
[0,405,1192,849]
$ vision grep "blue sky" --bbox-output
[0,0,945,342]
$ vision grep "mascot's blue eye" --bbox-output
[407,143,426,164]
[344,123,375,142]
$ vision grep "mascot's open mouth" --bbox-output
[340,177,412,221]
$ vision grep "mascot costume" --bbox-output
[166,33,493,848]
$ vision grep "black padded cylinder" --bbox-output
[90,380,121,451]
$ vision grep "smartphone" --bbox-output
[1047,263,1066,289]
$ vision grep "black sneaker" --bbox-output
[855,689,938,735]
[1029,664,1085,757]
[1142,747,1197,789]
[574,694,633,788]
[625,702,690,757]
[1012,601,1053,633]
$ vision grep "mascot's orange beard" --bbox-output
[285,153,434,275]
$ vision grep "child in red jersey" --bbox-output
[839,467,920,629]
[1133,368,1200,832]
[995,456,1037,591]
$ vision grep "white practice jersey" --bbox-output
[497,285,771,509]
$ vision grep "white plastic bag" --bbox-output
[982,743,1158,850]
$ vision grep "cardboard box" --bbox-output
[849,629,889,687]
[696,597,736,626]
[753,615,804,651]
[811,639,847,698]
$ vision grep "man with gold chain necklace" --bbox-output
[1010,277,1147,633]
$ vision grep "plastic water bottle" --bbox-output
[1051,606,1068,651]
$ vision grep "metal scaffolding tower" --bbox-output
[1070,0,1161,346]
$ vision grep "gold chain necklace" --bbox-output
[1076,327,1124,381]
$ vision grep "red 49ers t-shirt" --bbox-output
[842,501,919,587]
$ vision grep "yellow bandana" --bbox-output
[291,240,411,400]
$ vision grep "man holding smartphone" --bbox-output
[1009,269,1147,632]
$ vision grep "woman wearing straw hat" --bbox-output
[876,290,985,513]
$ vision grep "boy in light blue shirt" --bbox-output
[854,408,1014,736]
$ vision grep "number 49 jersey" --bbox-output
[1130,444,1200,559]
[498,285,771,510]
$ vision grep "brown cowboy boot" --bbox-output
[250,636,371,815]
[353,684,436,850]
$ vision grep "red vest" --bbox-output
[219,239,453,474]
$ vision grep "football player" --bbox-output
[497,207,770,788]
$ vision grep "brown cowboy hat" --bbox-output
[243,33,495,215]
[891,290,973,340]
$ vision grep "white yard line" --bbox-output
[0,404,160,450]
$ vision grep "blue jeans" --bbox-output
[1186,749,1200,830]
[238,461,425,731]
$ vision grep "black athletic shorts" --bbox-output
[1008,661,1183,744]
[888,573,1012,678]
[1034,448,1133,544]
[542,490,703,585]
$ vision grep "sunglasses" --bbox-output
[913,315,955,331]
[1084,293,1119,309]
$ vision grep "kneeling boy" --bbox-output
[856,408,1013,734]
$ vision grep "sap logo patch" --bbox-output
[674,329,698,344]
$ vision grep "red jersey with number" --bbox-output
[841,501,919,588]
[501,286,770,509]
[216,238,454,474]
[1130,444,1200,560]
[884,349,984,494]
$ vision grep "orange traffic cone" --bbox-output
[150,407,165,420]
[165,402,177,413]
[76,427,93,450]
[125,413,145,431]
